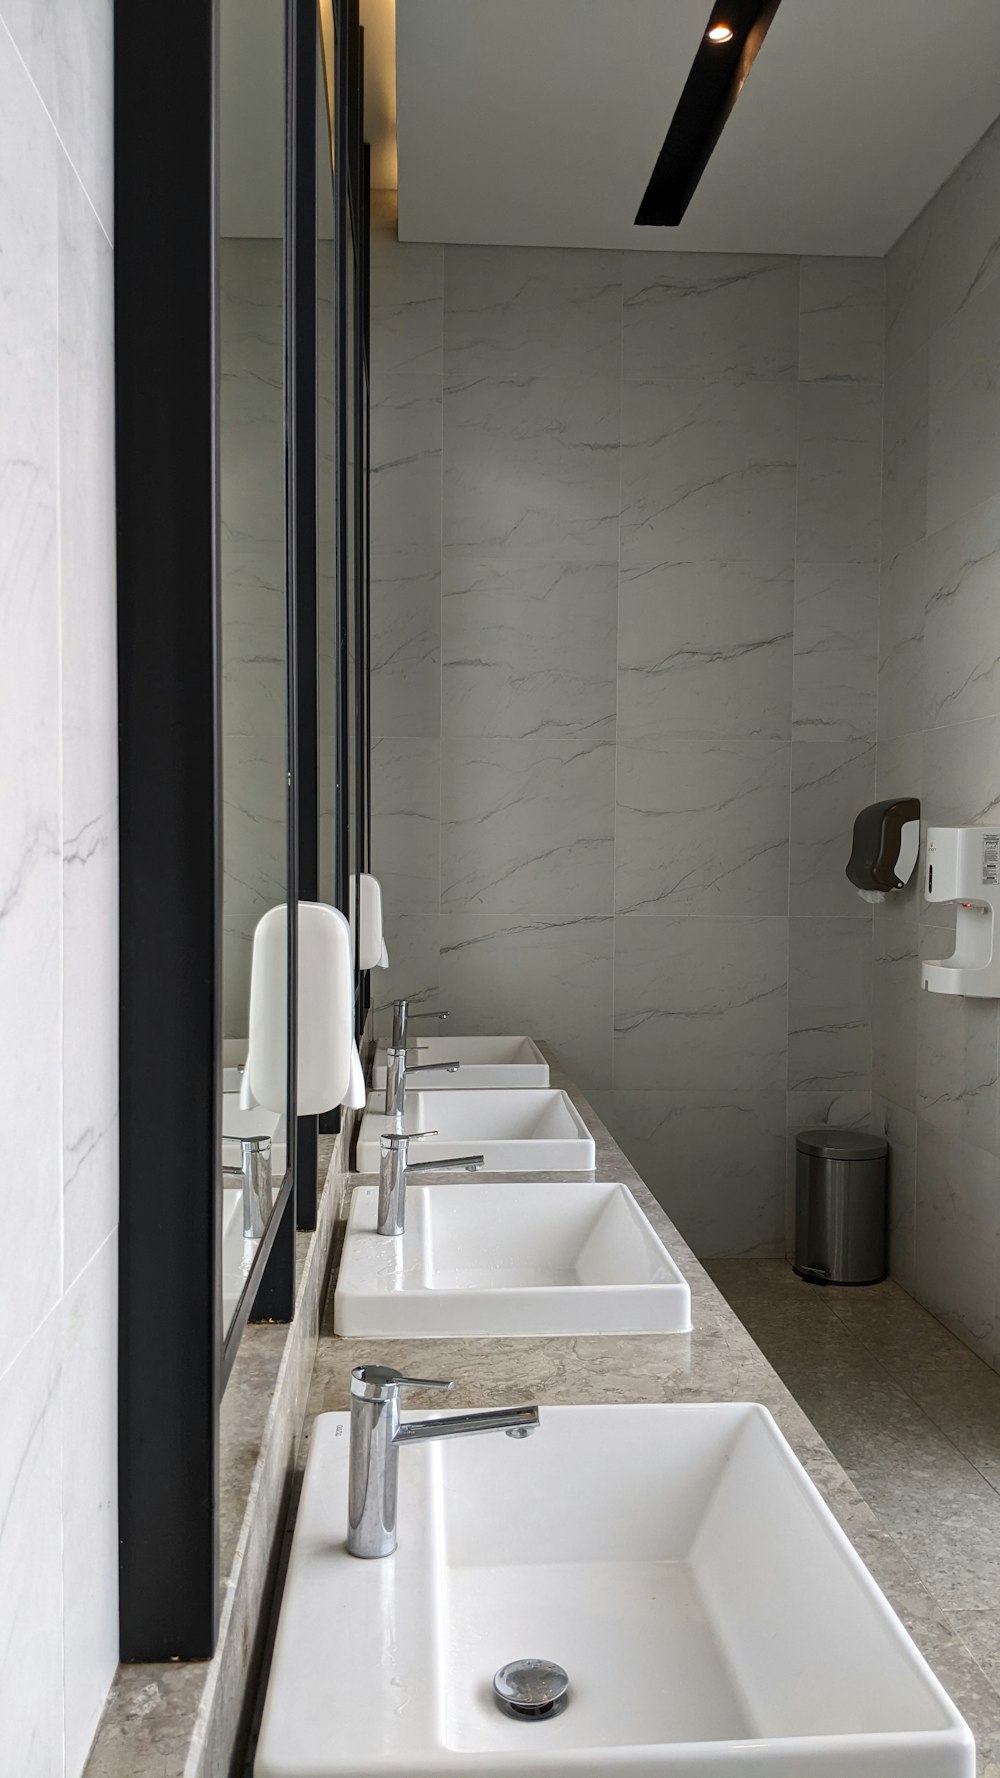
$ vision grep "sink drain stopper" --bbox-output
[492,1658,569,1720]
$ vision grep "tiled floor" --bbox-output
[708,1259,1000,1706]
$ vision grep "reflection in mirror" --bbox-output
[219,0,289,1337]
[318,0,339,916]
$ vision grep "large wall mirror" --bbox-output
[218,0,294,1344]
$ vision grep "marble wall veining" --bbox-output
[369,193,883,1258]
[875,113,1000,1365]
[0,2,118,1773]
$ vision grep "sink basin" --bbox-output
[333,1181,692,1336]
[256,1402,973,1777]
[371,1035,549,1090]
[355,1089,596,1172]
[222,1186,254,1333]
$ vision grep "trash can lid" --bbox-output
[796,1127,888,1160]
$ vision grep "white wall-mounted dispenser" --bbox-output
[922,826,1000,997]
[241,903,366,1113]
[845,798,920,904]
[350,872,389,970]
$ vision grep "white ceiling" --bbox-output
[392,0,1000,255]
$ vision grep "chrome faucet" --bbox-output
[390,996,449,1052]
[347,1364,539,1558]
[384,1044,461,1116]
[378,1130,485,1235]
[222,1133,273,1239]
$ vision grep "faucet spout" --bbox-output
[346,1366,540,1558]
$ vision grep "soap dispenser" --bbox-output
[845,798,920,904]
[922,827,1000,997]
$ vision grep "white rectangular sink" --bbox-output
[333,1181,691,1336]
[372,1034,549,1090]
[257,1403,973,1777]
[355,1088,596,1172]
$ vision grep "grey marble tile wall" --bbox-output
[875,114,1000,1365]
[370,193,882,1259]
[0,1,118,1771]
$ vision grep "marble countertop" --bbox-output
[309,1048,1000,1774]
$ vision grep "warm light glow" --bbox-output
[706,22,735,42]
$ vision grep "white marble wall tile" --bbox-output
[621,252,798,383]
[370,374,442,556]
[877,536,926,741]
[370,735,440,915]
[438,913,613,1090]
[369,552,441,738]
[615,738,789,916]
[881,344,928,561]
[0,26,62,1373]
[601,1088,786,1258]
[922,712,1000,826]
[62,1236,117,1774]
[789,739,876,916]
[370,234,443,380]
[915,1124,1000,1365]
[798,257,884,386]
[796,382,883,565]
[1,0,113,238]
[444,245,622,380]
[787,916,873,1093]
[613,915,788,1093]
[442,369,620,561]
[872,1097,917,1295]
[885,112,1000,374]
[928,277,1000,534]
[620,373,797,569]
[916,943,999,1155]
[0,1310,63,1777]
[371,914,440,1038]
[922,491,1000,729]
[618,559,792,743]
[792,563,878,744]
[58,152,117,1281]
[442,554,616,740]
[872,919,919,1113]
[440,732,614,916]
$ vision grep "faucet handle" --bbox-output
[350,1364,454,1402]
[379,1129,439,1148]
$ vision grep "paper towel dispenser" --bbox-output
[845,798,920,903]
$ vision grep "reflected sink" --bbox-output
[257,1403,973,1777]
[333,1180,691,1336]
[222,1092,287,1179]
[371,1035,549,1090]
[355,1088,596,1171]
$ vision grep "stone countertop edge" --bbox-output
[315,1046,1000,1739]
[83,1124,355,1778]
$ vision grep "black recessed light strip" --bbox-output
[635,0,784,227]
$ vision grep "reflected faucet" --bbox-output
[384,1044,460,1116]
[390,996,449,1052]
[378,1130,484,1236]
[223,1134,273,1239]
[347,1364,539,1558]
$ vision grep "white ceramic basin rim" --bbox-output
[371,1035,549,1090]
[256,1403,973,1776]
[333,1180,692,1336]
[355,1088,596,1172]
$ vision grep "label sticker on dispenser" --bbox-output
[983,833,1000,886]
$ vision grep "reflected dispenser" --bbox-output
[922,826,1000,997]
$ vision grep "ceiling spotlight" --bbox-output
[706,22,734,42]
